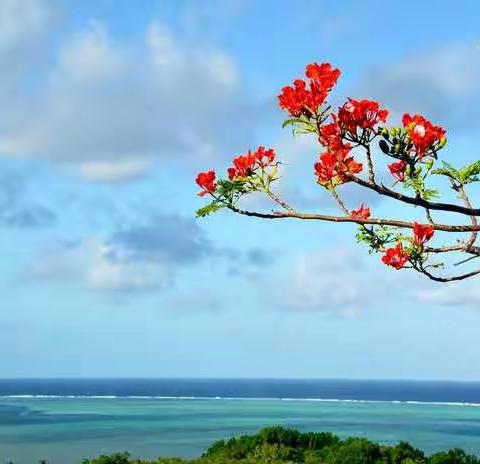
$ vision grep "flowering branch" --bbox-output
[195,62,480,282]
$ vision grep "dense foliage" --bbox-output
[80,427,479,464]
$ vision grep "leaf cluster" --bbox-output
[432,161,480,186]
[356,225,398,253]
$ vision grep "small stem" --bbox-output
[331,188,349,215]
[457,185,477,251]
[363,143,376,184]
[425,209,435,225]
[265,188,294,212]
[417,262,480,282]
[454,254,480,267]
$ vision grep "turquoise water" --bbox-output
[2,397,480,463]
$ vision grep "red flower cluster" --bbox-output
[388,160,407,182]
[381,223,434,270]
[318,116,347,152]
[351,204,371,220]
[255,146,276,168]
[278,63,341,117]
[196,170,216,197]
[413,222,434,246]
[338,98,388,135]
[381,243,410,270]
[402,113,446,159]
[228,146,276,180]
[314,148,363,187]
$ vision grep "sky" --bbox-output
[1,0,480,380]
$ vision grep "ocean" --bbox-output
[1,379,480,463]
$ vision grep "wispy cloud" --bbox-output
[0,17,259,181]
[274,248,373,315]
[415,280,480,308]
[24,237,173,293]
[356,44,480,129]
[0,168,57,228]
[23,211,273,295]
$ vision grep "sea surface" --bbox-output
[1,379,480,463]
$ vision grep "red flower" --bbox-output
[196,170,216,196]
[338,98,389,135]
[314,151,338,185]
[388,160,407,182]
[318,115,348,151]
[305,62,341,97]
[381,243,410,270]
[255,146,276,168]
[402,113,446,159]
[228,146,276,179]
[228,152,257,180]
[278,80,311,118]
[351,204,371,220]
[413,222,434,246]
[314,147,363,186]
[278,63,341,117]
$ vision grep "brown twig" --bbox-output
[416,263,480,282]
[226,205,480,232]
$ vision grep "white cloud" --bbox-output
[276,248,371,314]
[57,20,124,82]
[274,245,480,314]
[415,280,480,308]
[0,0,54,100]
[21,211,267,295]
[0,17,256,181]
[25,238,172,293]
[356,44,480,128]
[0,0,52,53]
[86,255,171,292]
[76,158,152,182]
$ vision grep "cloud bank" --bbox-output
[0,3,258,182]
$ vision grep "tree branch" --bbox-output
[226,205,480,232]
[345,174,480,217]
[415,263,480,282]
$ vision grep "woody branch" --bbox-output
[195,62,480,282]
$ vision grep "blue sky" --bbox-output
[1,0,480,379]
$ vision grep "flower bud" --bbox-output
[438,137,447,148]
[405,166,411,176]
[379,139,390,154]
[425,159,434,170]
[390,128,397,137]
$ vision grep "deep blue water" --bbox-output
[2,379,480,464]
[1,378,480,403]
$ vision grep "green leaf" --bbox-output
[355,225,397,253]
[282,118,304,128]
[196,202,224,218]
[421,188,440,200]
[458,160,480,184]
[432,160,480,185]
[431,161,460,178]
